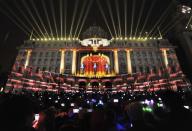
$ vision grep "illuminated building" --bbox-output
[14,26,179,76]
[5,26,190,92]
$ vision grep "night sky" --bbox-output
[0,0,191,74]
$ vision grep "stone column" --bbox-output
[72,49,77,75]
[126,49,132,74]
[24,49,32,68]
[161,48,169,68]
[60,49,65,74]
[113,49,119,74]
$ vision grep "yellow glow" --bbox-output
[125,37,127,40]
[162,49,169,68]
[24,50,32,69]
[114,50,119,74]
[48,38,51,40]
[52,38,55,40]
[133,37,136,40]
[126,49,132,74]
[61,38,64,40]
[68,37,71,41]
[72,50,77,75]
[60,50,65,74]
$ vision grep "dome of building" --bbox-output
[82,26,108,39]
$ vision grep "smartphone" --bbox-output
[73,109,79,113]
[34,114,39,121]
[71,103,75,107]
[113,99,119,103]
[87,109,93,112]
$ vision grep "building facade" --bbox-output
[15,26,179,78]
[5,26,190,93]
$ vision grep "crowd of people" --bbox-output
[0,89,192,131]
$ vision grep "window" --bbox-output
[42,67,46,71]
[148,51,153,57]
[153,66,157,73]
[137,52,140,57]
[142,51,146,57]
[31,59,36,65]
[45,52,49,57]
[38,59,42,64]
[49,67,52,71]
[50,59,54,65]
[39,52,43,57]
[139,66,143,73]
[44,59,48,64]
[51,52,55,57]
[32,52,37,57]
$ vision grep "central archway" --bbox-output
[81,54,110,76]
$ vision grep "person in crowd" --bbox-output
[35,107,56,131]
[160,90,192,131]
[125,102,156,131]
[0,94,37,131]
